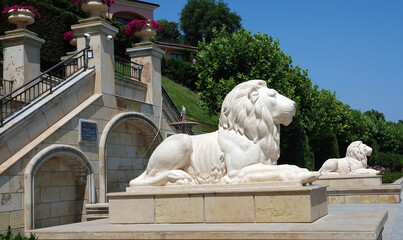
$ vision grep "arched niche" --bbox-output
[24,145,95,230]
[99,112,162,203]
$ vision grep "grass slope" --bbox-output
[162,77,219,133]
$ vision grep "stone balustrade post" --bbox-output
[0,29,45,89]
[127,42,164,111]
[71,18,118,95]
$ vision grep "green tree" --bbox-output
[196,28,374,170]
[363,110,403,155]
[180,0,241,46]
[197,28,310,114]
[156,19,182,43]
[197,28,316,168]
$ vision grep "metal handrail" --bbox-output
[114,56,143,82]
[162,86,181,120]
[0,78,13,97]
[0,47,90,126]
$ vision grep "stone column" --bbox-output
[0,29,45,89]
[127,42,164,109]
[71,18,118,95]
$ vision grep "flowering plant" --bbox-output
[1,5,41,19]
[125,19,161,38]
[64,30,75,42]
[368,165,386,175]
[71,0,115,7]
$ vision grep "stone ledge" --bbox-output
[31,210,387,240]
[316,174,382,187]
[108,184,328,224]
[328,184,401,195]
[318,174,382,179]
[315,175,402,204]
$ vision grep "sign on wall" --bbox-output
[79,119,98,143]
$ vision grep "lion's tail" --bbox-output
[129,171,148,186]
[318,164,326,174]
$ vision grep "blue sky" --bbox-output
[154,0,402,122]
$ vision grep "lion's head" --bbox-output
[219,80,296,164]
[346,141,372,167]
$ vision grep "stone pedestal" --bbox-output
[0,29,45,88]
[108,182,328,224]
[315,174,401,204]
[127,43,164,111]
[71,18,118,95]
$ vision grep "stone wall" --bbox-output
[106,121,151,193]
[0,92,174,234]
[34,157,88,228]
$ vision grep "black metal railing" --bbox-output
[162,86,181,120]
[114,56,143,81]
[0,78,13,97]
[0,47,89,126]
[0,57,3,79]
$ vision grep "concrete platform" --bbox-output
[315,174,402,204]
[31,210,387,239]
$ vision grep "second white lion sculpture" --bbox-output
[318,141,379,175]
[130,80,319,186]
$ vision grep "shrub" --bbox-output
[382,171,403,183]
[0,226,37,240]
[369,152,402,172]
[161,57,199,91]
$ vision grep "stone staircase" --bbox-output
[85,203,109,221]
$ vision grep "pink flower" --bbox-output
[125,19,161,39]
[1,5,41,19]
[64,30,75,42]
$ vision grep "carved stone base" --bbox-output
[108,182,328,224]
[315,174,401,204]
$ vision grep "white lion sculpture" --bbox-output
[130,80,319,186]
[318,141,379,175]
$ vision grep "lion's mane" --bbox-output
[219,80,280,164]
[346,141,369,167]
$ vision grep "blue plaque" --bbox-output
[80,120,97,142]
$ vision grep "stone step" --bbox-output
[85,203,109,221]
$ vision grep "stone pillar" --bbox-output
[0,29,45,89]
[71,18,118,95]
[127,42,164,109]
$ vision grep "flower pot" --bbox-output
[81,0,108,18]
[134,25,157,43]
[7,9,35,29]
[69,38,77,46]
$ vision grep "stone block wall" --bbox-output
[0,163,25,234]
[0,92,174,233]
[34,157,88,228]
[107,121,150,193]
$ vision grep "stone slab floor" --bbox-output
[329,178,403,240]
